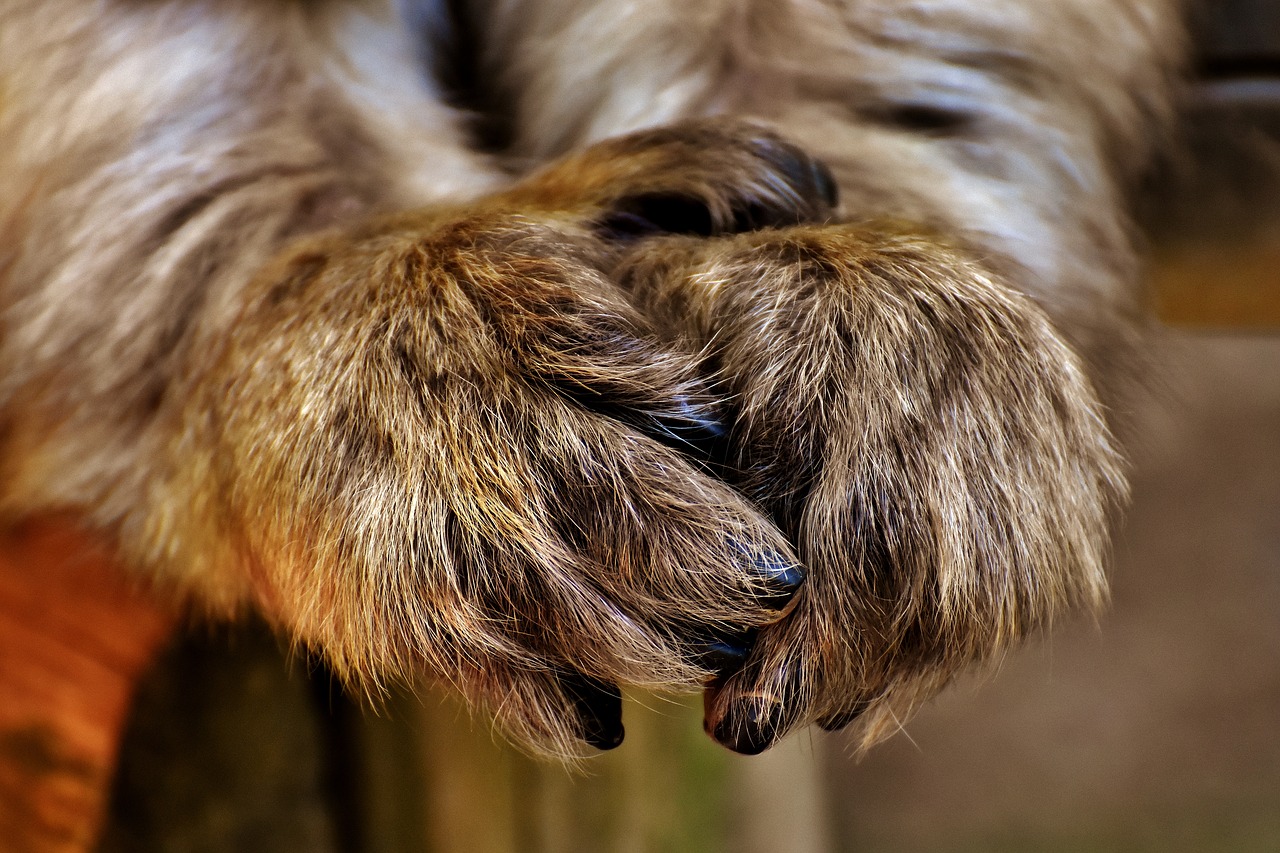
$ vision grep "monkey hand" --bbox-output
[162,120,840,756]
[617,222,1125,754]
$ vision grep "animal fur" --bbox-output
[0,0,1183,757]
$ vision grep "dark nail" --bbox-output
[745,547,806,610]
[605,193,716,237]
[712,697,786,755]
[695,628,758,678]
[755,139,806,184]
[644,394,727,462]
[561,673,625,751]
[755,140,837,216]
[818,700,870,732]
[699,640,750,675]
[810,158,839,209]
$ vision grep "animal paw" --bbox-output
[618,225,1125,753]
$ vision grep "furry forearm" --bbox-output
[475,0,1183,383]
[0,0,493,593]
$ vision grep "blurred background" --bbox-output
[95,2,1280,851]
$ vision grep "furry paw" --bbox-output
[168,119,845,757]
[617,225,1125,754]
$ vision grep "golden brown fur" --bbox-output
[0,0,1183,757]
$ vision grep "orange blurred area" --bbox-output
[0,520,173,853]
[1153,242,1280,329]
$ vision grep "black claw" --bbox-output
[642,394,728,463]
[755,140,808,185]
[713,698,786,755]
[810,158,839,210]
[560,672,625,751]
[600,193,716,238]
[738,545,806,609]
[753,140,838,220]
[575,391,726,468]
[699,640,751,675]
[694,627,758,678]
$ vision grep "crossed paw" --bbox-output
[198,119,1121,757]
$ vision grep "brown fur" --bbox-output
[617,223,1122,748]
[0,0,1183,758]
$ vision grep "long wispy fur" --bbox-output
[0,0,1183,757]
